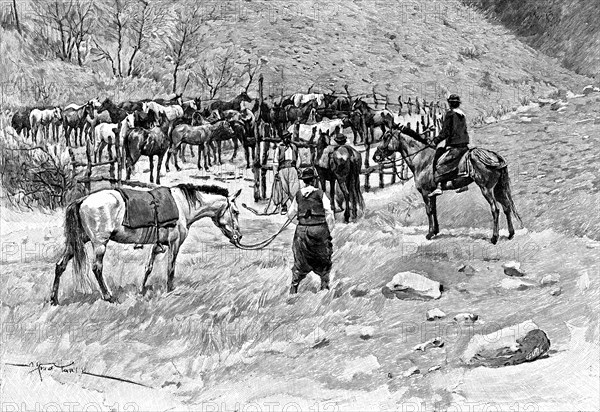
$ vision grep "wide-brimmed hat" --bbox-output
[334,133,347,144]
[299,167,317,180]
[447,94,461,103]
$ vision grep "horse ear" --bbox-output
[229,188,242,202]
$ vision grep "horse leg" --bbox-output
[421,194,436,240]
[180,144,187,163]
[141,244,161,295]
[231,137,239,162]
[329,177,337,213]
[338,179,351,223]
[497,193,515,240]
[166,235,182,292]
[197,146,203,170]
[50,248,74,305]
[149,156,155,183]
[480,187,500,244]
[431,196,440,235]
[156,153,164,185]
[91,242,114,302]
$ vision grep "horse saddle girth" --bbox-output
[116,187,179,229]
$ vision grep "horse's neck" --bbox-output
[397,134,434,175]
[179,191,226,226]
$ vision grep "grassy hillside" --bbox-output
[466,0,600,78]
[0,0,594,113]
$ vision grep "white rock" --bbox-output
[550,287,562,296]
[577,271,590,292]
[426,308,447,321]
[502,261,525,277]
[500,278,535,290]
[583,85,595,95]
[540,273,560,285]
[453,313,479,322]
[520,117,532,123]
[594,87,600,92]
[461,320,539,363]
[414,337,444,352]
[484,116,497,124]
[382,271,442,300]
[403,366,420,377]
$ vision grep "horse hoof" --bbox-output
[491,236,498,245]
[426,233,435,240]
[508,232,515,240]
[104,295,117,303]
[50,298,59,306]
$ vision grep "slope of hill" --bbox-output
[465,0,600,78]
[0,0,594,112]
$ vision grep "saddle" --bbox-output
[116,187,179,229]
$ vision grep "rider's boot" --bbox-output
[429,182,443,197]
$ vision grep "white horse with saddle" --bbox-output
[50,184,243,305]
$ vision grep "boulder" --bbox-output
[458,264,477,275]
[583,85,594,95]
[461,319,544,364]
[540,273,560,286]
[414,337,444,352]
[500,278,535,290]
[454,313,479,322]
[502,261,525,277]
[484,116,497,124]
[463,321,550,367]
[382,271,442,300]
[350,283,370,298]
[549,287,562,296]
[426,308,447,321]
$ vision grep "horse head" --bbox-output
[125,113,135,129]
[141,102,149,113]
[373,130,397,163]
[52,107,62,120]
[213,188,243,245]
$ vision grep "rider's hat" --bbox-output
[299,167,317,181]
[447,94,461,103]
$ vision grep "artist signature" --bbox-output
[5,360,150,388]
[26,361,83,381]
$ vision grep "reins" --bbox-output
[233,218,294,250]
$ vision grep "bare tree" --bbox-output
[32,0,93,63]
[125,0,162,77]
[162,3,214,94]
[195,48,238,99]
[91,0,131,77]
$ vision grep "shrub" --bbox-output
[0,130,85,209]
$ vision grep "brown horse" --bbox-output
[167,120,234,171]
[124,112,171,184]
[373,126,521,244]
[315,129,365,223]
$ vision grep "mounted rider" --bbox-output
[429,94,470,197]
[286,168,335,294]
[272,131,301,214]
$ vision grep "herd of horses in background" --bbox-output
[9,88,446,180]
[7,86,521,243]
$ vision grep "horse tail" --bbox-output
[495,167,522,225]
[64,198,87,277]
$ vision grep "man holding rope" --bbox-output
[286,168,336,294]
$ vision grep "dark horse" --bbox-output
[123,112,171,184]
[315,129,365,223]
[209,91,253,113]
[373,126,521,244]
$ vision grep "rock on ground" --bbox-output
[502,261,525,277]
[462,319,540,363]
[426,308,446,321]
[382,271,442,300]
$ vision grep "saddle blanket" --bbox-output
[116,187,179,229]
[458,148,507,176]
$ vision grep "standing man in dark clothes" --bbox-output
[286,168,335,294]
[429,94,471,197]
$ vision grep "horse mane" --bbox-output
[176,184,229,207]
